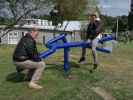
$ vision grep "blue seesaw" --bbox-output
[39,33,114,73]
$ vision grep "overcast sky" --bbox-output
[98,0,131,16]
[0,0,131,17]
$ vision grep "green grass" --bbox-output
[0,42,133,100]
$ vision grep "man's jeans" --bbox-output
[14,60,45,83]
[81,37,99,64]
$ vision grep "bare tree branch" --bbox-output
[0,0,53,40]
[1,7,39,38]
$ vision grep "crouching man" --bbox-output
[13,28,45,89]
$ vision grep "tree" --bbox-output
[128,12,133,30]
[128,0,133,31]
[127,0,133,42]
[49,5,63,26]
[53,0,87,20]
[0,0,53,38]
[100,15,117,32]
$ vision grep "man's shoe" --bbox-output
[89,64,98,73]
[29,82,43,89]
[78,57,86,63]
[93,64,98,70]
[16,67,24,73]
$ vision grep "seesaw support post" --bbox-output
[64,47,69,73]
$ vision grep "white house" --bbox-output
[0,19,87,44]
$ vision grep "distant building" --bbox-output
[0,19,87,44]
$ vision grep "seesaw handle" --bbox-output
[46,33,67,48]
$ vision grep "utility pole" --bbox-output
[116,18,119,40]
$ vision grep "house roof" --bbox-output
[0,19,88,32]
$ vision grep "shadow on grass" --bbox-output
[45,62,81,77]
[46,61,94,73]
[69,62,80,68]
[45,63,64,71]
[6,62,93,83]
[46,61,82,70]
[6,72,27,83]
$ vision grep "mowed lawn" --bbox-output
[0,43,133,100]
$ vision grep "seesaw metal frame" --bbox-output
[39,33,114,73]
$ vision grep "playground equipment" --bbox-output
[39,33,114,73]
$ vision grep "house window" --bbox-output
[22,32,24,37]
[14,33,17,36]
[9,33,12,36]
[8,32,19,44]
[33,20,36,24]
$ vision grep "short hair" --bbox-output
[88,12,99,17]
[27,27,38,33]
[90,14,97,17]
[32,27,38,32]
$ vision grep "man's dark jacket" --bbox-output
[13,33,41,62]
[87,20,101,40]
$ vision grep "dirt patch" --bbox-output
[91,87,116,100]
